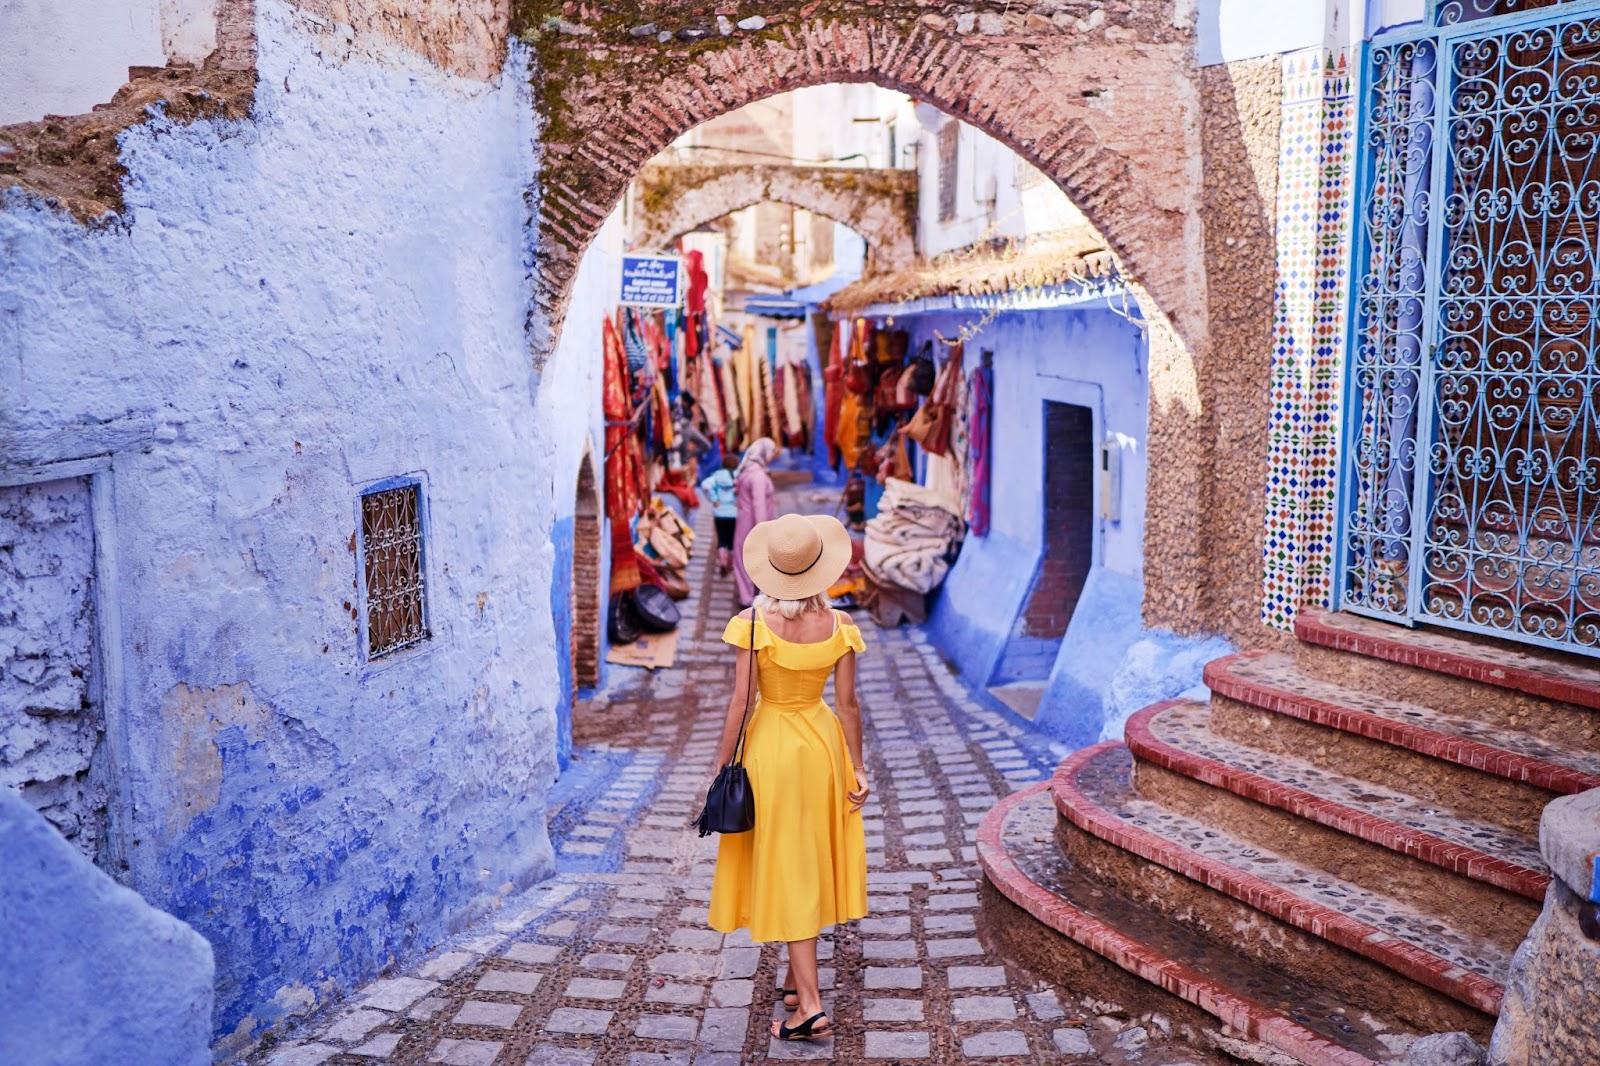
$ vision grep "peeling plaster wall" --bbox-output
[0,0,557,1044]
[0,477,108,860]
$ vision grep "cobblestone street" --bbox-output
[253,496,1214,1065]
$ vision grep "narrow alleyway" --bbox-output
[252,490,1216,1066]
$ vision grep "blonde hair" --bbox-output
[754,592,831,620]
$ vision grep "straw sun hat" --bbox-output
[742,513,853,601]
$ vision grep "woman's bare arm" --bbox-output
[833,650,864,768]
[712,616,757,769]
[834,648,871,811]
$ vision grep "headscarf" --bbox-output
[735,437,778,481]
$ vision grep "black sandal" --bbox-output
[778,987,798,1007]
[776,1012,832,1041]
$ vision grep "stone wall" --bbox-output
[1192,55,1285,645]
[1489,788,1600,1066]
[0,477,109,861]
[631,163,918,269]
[2,0,560,1047]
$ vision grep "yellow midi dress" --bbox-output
[708,611,869,943]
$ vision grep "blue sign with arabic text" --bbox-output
[620,255,684,307]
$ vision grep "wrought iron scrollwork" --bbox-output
[1342,38,1439,619]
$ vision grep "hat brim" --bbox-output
[742,514,854,601]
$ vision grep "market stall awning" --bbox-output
[739,295,808,319]
[821,233,1118,317]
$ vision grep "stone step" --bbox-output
[1126,699,1549,903]
[1294,609,1600,752]
[1055,743,1505,1028]
[1212,651,1600,791]
[978,782,1409,1065]
[1207,651,1596,837]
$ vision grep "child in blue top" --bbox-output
[700,453,740,575]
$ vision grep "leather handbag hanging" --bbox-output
[906,342,936,395]
[906,342,963,456]
[695,608,759,837]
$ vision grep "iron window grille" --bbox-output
[938,121,960,222]
[359,480,430,658]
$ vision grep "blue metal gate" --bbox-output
[1339,1,1600,655]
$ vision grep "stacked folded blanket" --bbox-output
[863,478,964,594]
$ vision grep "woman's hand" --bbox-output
[848,768,871,812]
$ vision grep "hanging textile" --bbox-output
[950,353,973,508]
[622,308,649,380]
[609,519,642,594]
[775,322,810,448]
[966,356,994,537]
[720,351,744,451]
[835,388,866,471]
[823,322,845,468]
[734,325,758,440]
[603,316,642,523]
[758,339,780,448]
[699,347,725,437]
[686,249,708,315]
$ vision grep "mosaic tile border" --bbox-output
[1262,46,1355,631]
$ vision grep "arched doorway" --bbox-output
[571,450,602,689]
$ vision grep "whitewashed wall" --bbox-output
[0,0,165,124]
[913,112,1086,259]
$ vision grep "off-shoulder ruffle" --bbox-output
[721,614,774,651]
[839,622,866,654]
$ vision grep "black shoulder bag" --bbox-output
[695,608,758,837]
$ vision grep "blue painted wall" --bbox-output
[910,298,1155,742]
[550,514,576,771]
[0,11,628,1050]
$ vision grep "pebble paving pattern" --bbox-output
[997,788,1405,1062]
[1075,745,1514,983]
[1148,702,1547,872]
[1226,652,1600,780]
[248,491,1215,1065]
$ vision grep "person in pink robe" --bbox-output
[732,437,779,606]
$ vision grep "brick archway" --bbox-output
[630,163,917,269]
[526,3,1232,631]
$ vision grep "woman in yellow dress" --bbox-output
[706,512,870,1042]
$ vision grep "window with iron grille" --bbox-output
[937,121,960,222]
[359,481,429,658]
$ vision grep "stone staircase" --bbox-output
[978,608,1600,1065]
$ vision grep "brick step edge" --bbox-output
[1295,609,1600,713]
[977,780,1382,1066]
[1207,650,1600,797]
[1062,731,1506,1017]
[1126,698,1548,902]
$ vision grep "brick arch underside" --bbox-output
[532,10,1218,630]
[532,15,1203,345]
[630,167,916,270]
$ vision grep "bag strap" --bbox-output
[730,606,759,766]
